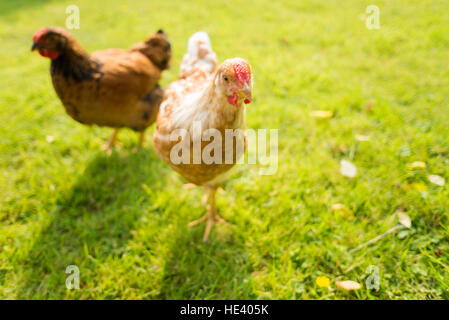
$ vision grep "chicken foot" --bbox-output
[188,187,230,242]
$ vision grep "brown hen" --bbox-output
[32,27,171,151]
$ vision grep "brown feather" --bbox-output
[42,27,171,131]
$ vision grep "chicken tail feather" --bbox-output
[180,31,217,79]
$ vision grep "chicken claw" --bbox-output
[188,187,232,242]
[188,213,208,228]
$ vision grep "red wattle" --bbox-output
[39,49,59,60]
[227,93,239,107]
[46,50,60,60]
[244,98,251,104]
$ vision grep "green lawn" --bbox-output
[1,0,448,299]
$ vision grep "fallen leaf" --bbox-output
[397,212,412,228]
[310,110,333,119]
[355,134,371,142]
[411,183,427,192]
[336,280,361,290]
[340,160,357,178]
[407,161,426,169]
[330,203,353,217]
[428,174,445,186]
[316,276,330,288]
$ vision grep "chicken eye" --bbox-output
[223,75,229,81]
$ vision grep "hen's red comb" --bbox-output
[33,28,47,43]
[233,62,250,85]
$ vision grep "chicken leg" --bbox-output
[101,128,119,154]
[137,131,145,150]
[188,187,230,242]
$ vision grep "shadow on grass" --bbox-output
[16,148,165,298]
[158,220,255,299]
[16,147,254,298]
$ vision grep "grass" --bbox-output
[0,0,448,300]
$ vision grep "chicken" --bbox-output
[31,27,171,152]
[153,32,253,242]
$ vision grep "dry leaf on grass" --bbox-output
[407,161,426,169]
[411,183,427,192]
[428,175,445,186]
[335,280,361,290]
[355,134,371,142]
[330,204,353,217]
[316,276,330,288]
[397,212,412,228]
[310,110,333,119]
[340,160,357,178]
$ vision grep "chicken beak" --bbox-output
[31,42,38,51]
[241,83,252,103]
